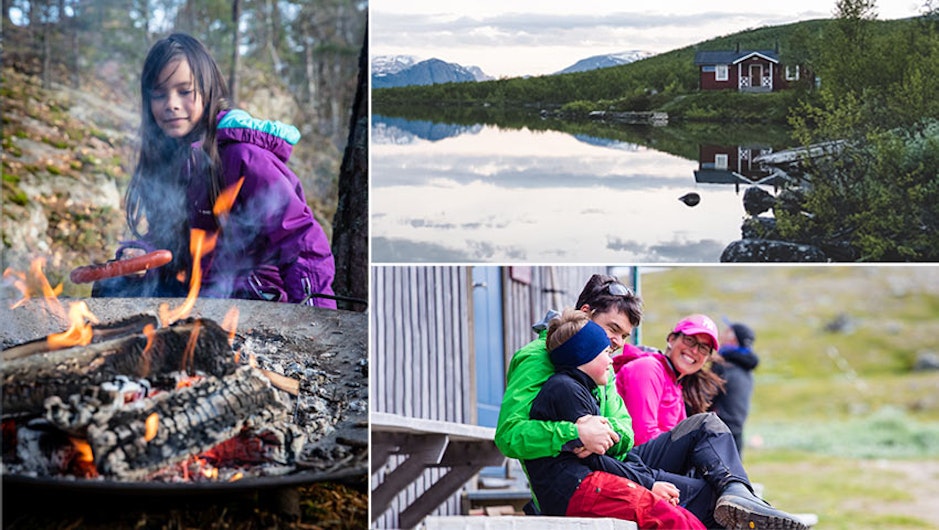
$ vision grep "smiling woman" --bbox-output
[613,314,725,445]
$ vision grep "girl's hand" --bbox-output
[652,481,681,505]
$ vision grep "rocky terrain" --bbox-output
[2,66,137,296]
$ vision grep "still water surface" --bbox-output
[371,115,783,263]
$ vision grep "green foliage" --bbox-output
[780,8,939,261]
[663,90,805,123]
[783,119,939,261]
[373,18,835,112]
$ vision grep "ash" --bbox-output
[236,330,367,474]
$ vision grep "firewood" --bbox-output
[1,318,236,418]
[88,366,295,480]
[1,313,160,362]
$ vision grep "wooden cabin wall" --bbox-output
[371,266,473,528]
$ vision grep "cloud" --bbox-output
[371,8,832,76]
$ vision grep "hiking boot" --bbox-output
[714,482,809,530]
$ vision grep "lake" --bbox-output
[371,114,791,263]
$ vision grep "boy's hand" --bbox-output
[652,481,681,505]
[575,415,620,456]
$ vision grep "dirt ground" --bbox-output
[863,459,939,528]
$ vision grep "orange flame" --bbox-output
[138,324,156,377]
[144,412,159,442]
[179,320,202,376]
[213,177,245,218]
[5,258,65,318]
[221,306,239,345]
[47,301,99,350]
[158,177,241,327]
[159,229,217,325]
[229,472,244,482]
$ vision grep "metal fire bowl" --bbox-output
[0,297,368,495]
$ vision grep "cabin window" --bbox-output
[716,65,729,81]
[715,154,729,169]
[786,65,800,81]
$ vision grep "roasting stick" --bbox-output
[257,368,300,396]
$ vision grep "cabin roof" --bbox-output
[694,50,780,65]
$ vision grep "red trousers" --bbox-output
[566,471,706,530]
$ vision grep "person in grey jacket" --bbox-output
[711,321,760,455]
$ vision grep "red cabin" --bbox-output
[694,49,803,92]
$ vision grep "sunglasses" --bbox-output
[600,280,633,297]
[679,333,713,356]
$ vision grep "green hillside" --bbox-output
[372,17,916,121]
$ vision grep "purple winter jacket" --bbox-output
[188,109,336,308]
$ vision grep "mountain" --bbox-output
[371,55,419,76]
[372,56,492,88]
[555,50,655,74]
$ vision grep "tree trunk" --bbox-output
[329,26,368,312]
[229,0,241,105]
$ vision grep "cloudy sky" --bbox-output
[371,0,925,78]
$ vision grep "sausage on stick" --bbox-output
[69,250,173,284]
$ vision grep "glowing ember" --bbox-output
[229,471,243,482]
[69,437,98,478]
[46,301,99,350]
[144,413,159,442]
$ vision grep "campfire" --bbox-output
[2,243,367,487]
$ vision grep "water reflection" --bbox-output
[371,115,782,263]
[695,144,788,192]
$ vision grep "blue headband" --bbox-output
[549,320,610,369]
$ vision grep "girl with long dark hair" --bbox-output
[98,33,335,307]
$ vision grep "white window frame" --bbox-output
[785,65,800,81]
[715,64,729,81]
[715,154,729,170]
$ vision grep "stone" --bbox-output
[720,239,828,262]
[743,186,776,216]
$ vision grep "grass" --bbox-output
[745,449,937,529]
[638,266,939,529]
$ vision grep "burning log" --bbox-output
[87,366,299,480]
[1,313,160,361]
[1,318,236,418]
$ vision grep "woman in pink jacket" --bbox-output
[614,315,726,445]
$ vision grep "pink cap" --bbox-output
[672,314,719,351]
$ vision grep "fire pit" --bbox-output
[1,296,367,497]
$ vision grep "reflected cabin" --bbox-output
[694,47,805,92]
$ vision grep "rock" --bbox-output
[720,239,828,262]
[913,351,939,371]
[824,313,855,334]
[678,192,701,207]
[743,186,776,216]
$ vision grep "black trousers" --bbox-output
[631,412,751,528]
